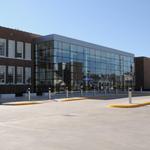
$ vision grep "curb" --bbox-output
[61,97,86,102]
[107,101,150,108]
[2,101,42,106]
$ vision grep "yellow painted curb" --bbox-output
[3,101,41,106]
[107,101,150,108]
[62,97,86,102]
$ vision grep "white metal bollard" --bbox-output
[48,88,51,100]
[28,88,31,101]
[66,87,69,98]
[140,87,143,93]
[128,88,132,104]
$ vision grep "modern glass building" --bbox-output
[35,34,134,92]
[0,26,134,95]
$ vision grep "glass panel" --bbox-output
[0,65,6,84]
[25,43,31,60]
[17,67,23,84]
[25,67,31,84]
[16,41,23,58]
[0,38,6,57]
[8,40,15,58]
[62,42,70,50]
[7,66,15,84]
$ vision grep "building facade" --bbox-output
[135,57,150,90]
[0,26,40,95]
[35,35,134,92]
[0,27,134,95]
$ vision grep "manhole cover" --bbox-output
[63,113,78,117]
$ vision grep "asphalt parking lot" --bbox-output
[0,96,150,150]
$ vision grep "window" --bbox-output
[25,43,31,60]
[16,41,23,58]
[62,42,70,50]
[0,65,6,84]
[71,44,77,52]
[54,41,62,49]
[0,38,6,57]
[25,67,31,84]
[8,40,15,58]
[7,66,15,84]
[17,67,23,84]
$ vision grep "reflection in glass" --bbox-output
[35,40,134,92]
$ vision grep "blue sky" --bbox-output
[0,0,150,56]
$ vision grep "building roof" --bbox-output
[0,26,41,42]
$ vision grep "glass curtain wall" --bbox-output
[53,41,134,91]
[35,40,134,92]
[35,41,54,92]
